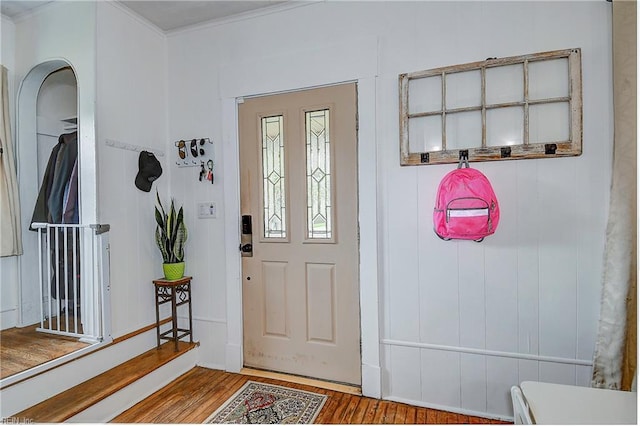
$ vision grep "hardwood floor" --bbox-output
[0,322,90,380]
[112,367,508,424]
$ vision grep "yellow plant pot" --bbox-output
[163,262,185,280]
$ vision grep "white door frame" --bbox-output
[221,37,381,398]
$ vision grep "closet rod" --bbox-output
[104,139,165,157]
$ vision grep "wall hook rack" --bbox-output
[104,139,165,157]
[174,137,214,168]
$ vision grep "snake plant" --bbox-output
[155,192,188,263]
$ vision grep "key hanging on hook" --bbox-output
[199,161,205,181]
[207,159,214,184]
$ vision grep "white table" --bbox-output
[521,381,637,424]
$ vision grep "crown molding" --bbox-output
[8,2,48,24]
[166,0,324,37]
[107,1,166,39]
[1,13,15,25]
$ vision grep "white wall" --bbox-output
[166,1,612,419]
[8,0,168,338]
[95,1,170,337]
[11,1,98,327]
[14,1,98,225]
[3,0,613,420]
[0,14,19,330]
[377,2,611,418]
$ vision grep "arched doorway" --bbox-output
[16,59,79,327]
[1,59,110,385]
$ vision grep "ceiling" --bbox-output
[1,0,289,32]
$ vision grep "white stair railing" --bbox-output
[31,223,111,343]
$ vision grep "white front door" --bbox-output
[239,83,361,385]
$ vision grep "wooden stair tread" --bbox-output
[15,341,197,422]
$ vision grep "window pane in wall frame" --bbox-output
[446,70,482,109]
[530,102,571,143]
[399,48,582,165]
[409,115,442,153]
[487,106,524,147]
[261,115,287,238]
[446,111,483,150]
[485,64,524,104]
[409,75,442,113]
[529,58,569,100]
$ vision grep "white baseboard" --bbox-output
[225,343,242,372]
[0,308,17,330]
[384,395,513,423]
[361,363,381,399]
[197,361,226,371]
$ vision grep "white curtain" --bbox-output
[592,0,637,390]
[0,65,23,257]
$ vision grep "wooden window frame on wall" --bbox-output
[399,48,582,166]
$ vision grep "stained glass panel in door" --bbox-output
[305,109,332,239]
[261,115,286,238]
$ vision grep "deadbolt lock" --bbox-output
[240,215,253,257]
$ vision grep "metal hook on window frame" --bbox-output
[457,150,469,169]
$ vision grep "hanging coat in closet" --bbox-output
[30,143,61,228]
[31,131,80,302]
[48,131,77,223]
[31,131,78,226]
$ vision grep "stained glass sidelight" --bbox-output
[261,115,286,238]
[306,110,332,239]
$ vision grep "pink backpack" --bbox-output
[433,157,500,242]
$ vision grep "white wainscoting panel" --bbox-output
[420,349,462,408]
[385,166,420,342]
[389,345,422,402]
[486,357,519,416]
[460,353,487,413]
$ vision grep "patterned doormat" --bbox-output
[204,381,328,424]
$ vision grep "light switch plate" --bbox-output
[198,202,216,219]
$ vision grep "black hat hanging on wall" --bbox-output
[135,150,163,192]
